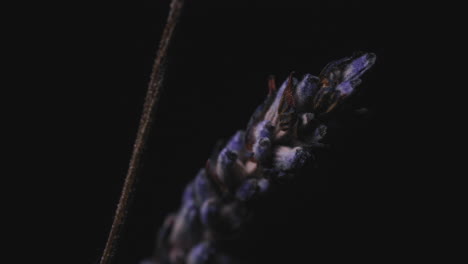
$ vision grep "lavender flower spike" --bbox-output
[150,52,376,264]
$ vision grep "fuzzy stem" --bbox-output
[99,1,184,264]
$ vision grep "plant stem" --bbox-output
[99,1,184,264]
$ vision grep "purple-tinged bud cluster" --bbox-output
[150,53,376,264]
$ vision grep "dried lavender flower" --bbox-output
[150,52,376,264]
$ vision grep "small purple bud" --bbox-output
[217,148,237,171]
[169,201,200,247]
[253,137,271,162]
[300,112,315,126]
[200,198,220,228]
[186,242,215,264]
[156,214,175,248]
[255,120,274,139]
[274,146,311,171]
[226,130,245,154]
[336,80,354,95]
[236,178,259,202]
[182,181,195,204]
[257,178,270,194]
[194,169,215,205]
[343,53,376,82]
[312,124,327,143]
[216,148,238,188]
[219,203,247,231]
[295,74,319,109]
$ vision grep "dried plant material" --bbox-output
[150,52,376,264]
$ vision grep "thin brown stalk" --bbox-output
[99,1,184,264]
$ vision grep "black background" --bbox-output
[35,1,413,263]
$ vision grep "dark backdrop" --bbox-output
[46,1,406,263]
